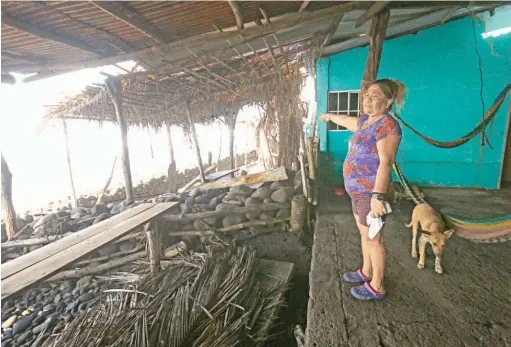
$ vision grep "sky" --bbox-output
[0,61,315,215]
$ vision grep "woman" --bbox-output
[320,78,405,301]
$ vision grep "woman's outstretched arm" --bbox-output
[320,113,358,132]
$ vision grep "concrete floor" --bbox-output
[306,188,511,347]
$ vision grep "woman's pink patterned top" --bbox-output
[343,114,402,197]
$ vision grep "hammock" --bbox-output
[392,162,511,244]
[390,84,511,149]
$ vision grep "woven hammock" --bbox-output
[393,162,511,244]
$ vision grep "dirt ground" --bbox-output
[307,187,511,347]
[243,226,314,347]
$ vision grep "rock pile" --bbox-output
[1,276,113,347]
[166,169,304,236]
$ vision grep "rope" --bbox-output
[392,162,510,244]
[389,84,511,149]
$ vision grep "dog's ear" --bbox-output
[444,229,455,239]
[420,229,432,235]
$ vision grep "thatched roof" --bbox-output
[43,40,315,129]
[4,1,501,129]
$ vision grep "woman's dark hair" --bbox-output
[370,78,407,110]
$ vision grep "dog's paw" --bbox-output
[411,252,417,258]
[435,267,443,274]
[417,263,424,270]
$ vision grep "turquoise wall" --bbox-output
[317,13,511,189]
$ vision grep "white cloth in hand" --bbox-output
[366,202,392,240]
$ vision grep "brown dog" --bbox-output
[405,203,455,274]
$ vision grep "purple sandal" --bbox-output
[350,282,386,301]
[342,269,372,283]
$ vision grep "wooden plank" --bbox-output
[1,202,177,299]
[195,166,288,190]
[1,203,154,280]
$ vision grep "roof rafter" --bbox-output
[2,12,115,57]
[92,1,170,43]
[299,1,311,14]
[355,1,392,28]
[228,1,245,30]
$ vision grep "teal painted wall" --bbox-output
[317,13,511,189]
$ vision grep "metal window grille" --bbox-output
[327,90,360,131]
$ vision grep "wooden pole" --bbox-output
[96,156,117,205]
[166,122,177,193]
[105,77,134,202]
[1,155,16,239]
[61,118,78,208]
[184,101,206,183]
[224,109,238,176]
[145,220,161,274]
[359,7,390,108]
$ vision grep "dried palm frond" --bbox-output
[41,247,288,347]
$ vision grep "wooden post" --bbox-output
[224,108,238,176]
[1,155,16,239]
[359,7,390,108]
[184,101,206,183]
[166,122,177,193]
[96,157,117,205]
[62,118,78,208]
[105,77,134,202]
[145,220,161,274]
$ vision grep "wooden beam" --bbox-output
[29,0,136,54]
[8,2,369,73]
[2,50,46,64]
[299,1,311,14]
[92,1,170,43]
[360,7,390,106]
[105,77,135,202]
[355,1,392,28]
[184,101,206,183]
[228,1,245,30]
[62,119,78,208]
[322,14,346,49]
[2,13,113,57]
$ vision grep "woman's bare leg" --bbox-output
[354,214,372,278]
[355,214,385,292]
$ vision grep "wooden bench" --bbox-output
[1,202,178,299]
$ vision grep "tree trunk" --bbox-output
[166,123,177,193]
[62,118,78,208]
[184,101,206,183]
[360,8,390,108]
[105,77,134,202]
[1,155,16,239]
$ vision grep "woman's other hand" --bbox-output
[370,198,386,217]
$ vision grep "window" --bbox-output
[327,90,360,131]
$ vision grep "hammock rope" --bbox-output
[389,84,511,149]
